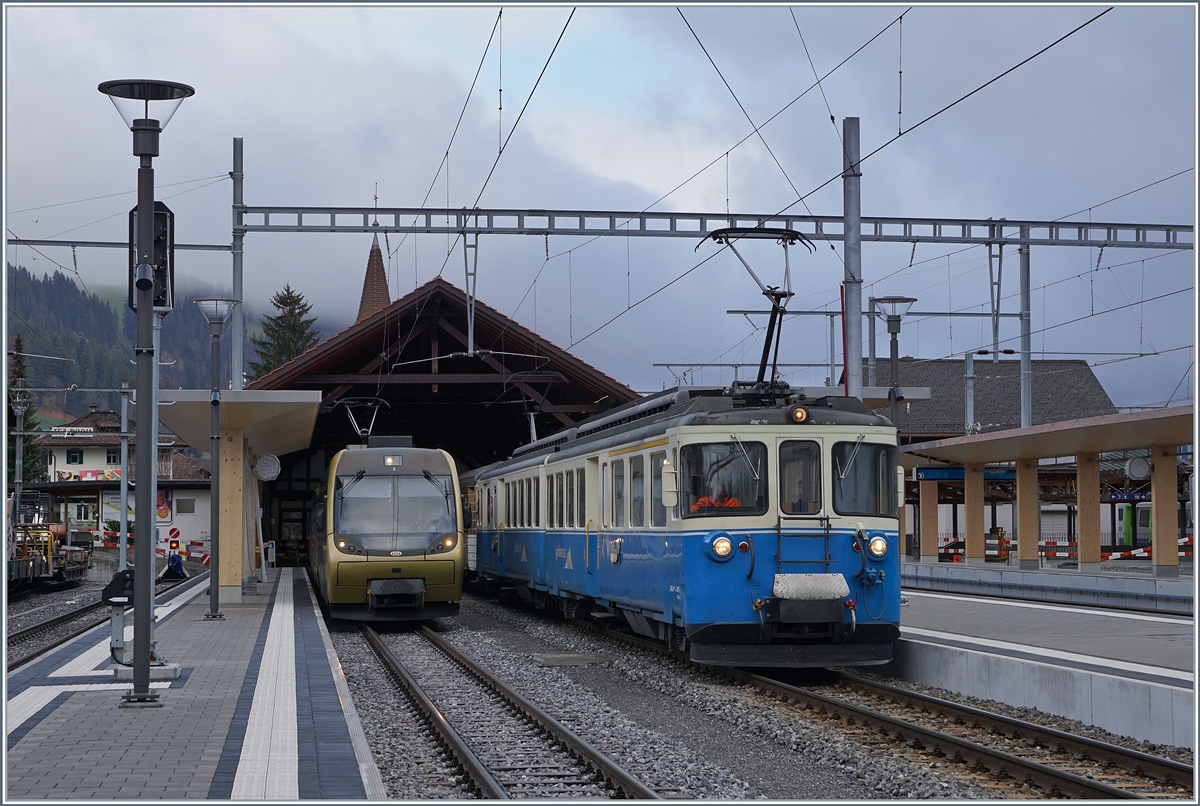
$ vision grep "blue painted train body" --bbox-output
[471,386,902,667]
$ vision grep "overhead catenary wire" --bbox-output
[5,174,230,216]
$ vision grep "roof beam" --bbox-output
[320,320,429,406]
[436,318,575,427]
[299,372,565,385]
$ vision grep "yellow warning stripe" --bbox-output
[608,437,669,457]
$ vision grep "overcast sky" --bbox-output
[4,3,1195,409]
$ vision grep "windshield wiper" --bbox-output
[339,470,366,497]
[730,434,760,480]
[422,470,453,511]
[837,434,866,481]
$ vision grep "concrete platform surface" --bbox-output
[883,585,1194,749]
[6,567,385,800]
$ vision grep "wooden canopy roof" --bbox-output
[247,277,639,469]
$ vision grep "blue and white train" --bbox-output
[469,385,902,667]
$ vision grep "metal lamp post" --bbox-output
[193,298,238,620]
[10,379,28,527]
[874,296,917,432]
[99,78,194,707]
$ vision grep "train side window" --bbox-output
[780,440,822,515]
[566,469,576,527]
[650,451,667,527]
[601,463,609,527]
[519,479,526,527]
[507,482,513,527]
[556,473,565,527]
[578,468,586,528]
[629,455,645,527]
[613,460,626,528]
[547,474,556,528]
[533,476,540,528]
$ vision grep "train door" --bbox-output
[585,457,600,596]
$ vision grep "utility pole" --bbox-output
[842,117,863,400]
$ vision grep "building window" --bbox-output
[66,449,83,465]
[106,448,120,465]
[176,498,196,514]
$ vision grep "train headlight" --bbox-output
[788,405,808,423]
[337,539,347,549]
[703,530,736,562]
[431,533,458,553]
[867,535,888,558]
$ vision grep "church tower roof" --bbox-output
[355,233,391,323]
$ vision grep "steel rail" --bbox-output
[836,671,1193,788]
[730,667,1147,799]
[417,625,662,800]
[6,579,192,672]
[7,600,108,645]
[360,625,507,799]
[562,612,1173,798]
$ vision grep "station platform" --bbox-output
[886,560,1194,749]
[5,567,386,800]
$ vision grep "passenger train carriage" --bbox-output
[309,440,467,621]
[471,386,902,667]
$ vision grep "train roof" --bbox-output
[470,385,893,480]
[331,446,453,476]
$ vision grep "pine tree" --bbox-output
[8,334,48,482]
[247,285,321,379]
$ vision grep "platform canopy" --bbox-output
[156,390,322,458]
[902,405,1193,465]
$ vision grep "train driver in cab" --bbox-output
[690,481,742,512]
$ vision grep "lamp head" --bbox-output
[874,296,918,320]
[193,298,240,327]
[98,79,194,130]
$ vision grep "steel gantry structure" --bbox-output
[9,128,1192,420]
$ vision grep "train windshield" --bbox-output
[680,441,767,517]
[831,440,897,517]
[335,473,456,550]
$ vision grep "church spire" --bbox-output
[356,233,390,323]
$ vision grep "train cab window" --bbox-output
[629,456,645,527]
[832,440,898,517]
[613,460,626,528]
[333,472,456,552]
[780,440,822,515]
[547,474,556,528]
[556,473,565,528]
[533,477,540,528]
[577,469,585,527]
[651,451,667,527]
[680,441,768,517]
[486,485,494,528]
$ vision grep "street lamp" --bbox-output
[874,296,917,432]
[99,78,194,708]
[193,298,239,621]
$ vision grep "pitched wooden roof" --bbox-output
[248,277,639,468]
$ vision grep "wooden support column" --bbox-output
[919,480,939,563]
[1150,444,1179,577]
[219,426,245,603]
[1015,460,1040,569]
[1076,452,1101,574]
[964,463,986,566]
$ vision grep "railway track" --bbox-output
[562,614,1191,799]
[361,624,661,799]
[746,669,1192,799]
[7,578,194,672]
